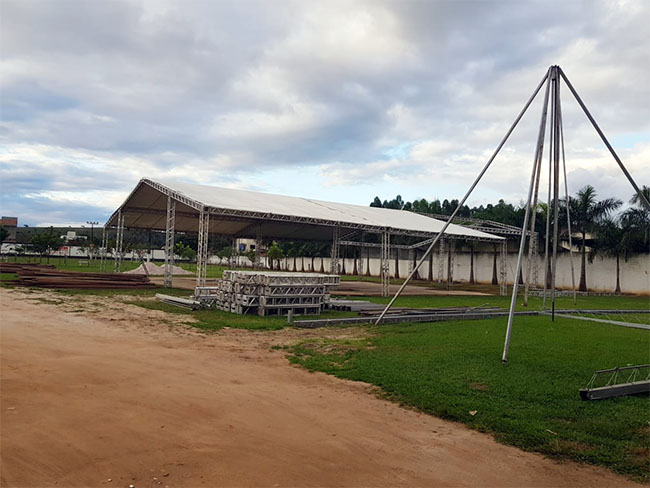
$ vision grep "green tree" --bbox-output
[30,227,63,263]
[620,185,650,253]
[0,225,9,243]
[568,185,622,291]
[267,244,284,270]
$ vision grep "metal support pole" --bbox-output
[254,224,263,269]
[113,210,124,273]
[375,68,550,325]
[196,209,204,286]
[524,72,552,305]
[230,238,237,268]
[550,72,561,315]
[437,238,446,283]
[447,240,456,290]
[541,79,555,311]
[501,67,552,361]
[100,227,107,272]
[358,234,364,277]
[559,68,650,211]
[331,226,340,274]
[381,231,390,297]
[164,196,176,288]
[558,101,577,305]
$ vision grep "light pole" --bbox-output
[86,221,99,260]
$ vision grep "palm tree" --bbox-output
[568,185,622,291]
[621,185,650,252]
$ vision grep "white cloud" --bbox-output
[0,0,648,225]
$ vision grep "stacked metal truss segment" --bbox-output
[194,271,340,316]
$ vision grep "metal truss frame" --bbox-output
[164,196,176,288]
[108,179,505,242]
[424,213,536,238]
[437,238,446,283]
[254,225,263,269]
[330,226,340,274]
[447,240,455,289]
[100,227,107,271]
[113,210,124,273]
[381,231,390,297]
[499,239,508,296]
[196,208,209,288]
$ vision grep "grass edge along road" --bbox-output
[286,316,650,482]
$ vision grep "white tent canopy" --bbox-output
[106,178,502,242]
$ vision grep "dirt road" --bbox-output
[0,288,637,487]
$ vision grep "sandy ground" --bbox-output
[0,288,638,488]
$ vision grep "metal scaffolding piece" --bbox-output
[194,271,340,316]
[196,208,209,288]
[381,231,390,297]
[330,226,340,274]
[164,196,176,288]
[113,210,124,273]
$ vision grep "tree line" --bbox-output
[370,185,649,290]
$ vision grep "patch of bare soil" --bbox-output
[0,288,640,487]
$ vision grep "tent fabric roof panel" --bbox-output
[107,178,503,241]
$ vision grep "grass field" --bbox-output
[358,293,650,311]
[287,315,650,481]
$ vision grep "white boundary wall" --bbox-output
[3,244,647,294]
[239,251,649,295]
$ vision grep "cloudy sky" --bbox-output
[1,0,648,226]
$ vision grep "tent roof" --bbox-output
[105,178,503,242]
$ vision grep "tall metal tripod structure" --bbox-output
[373,65,650,363]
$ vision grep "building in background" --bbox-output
[0,216,18,243]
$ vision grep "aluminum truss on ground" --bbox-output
[164,196,176,288]
[194,271,340,316]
